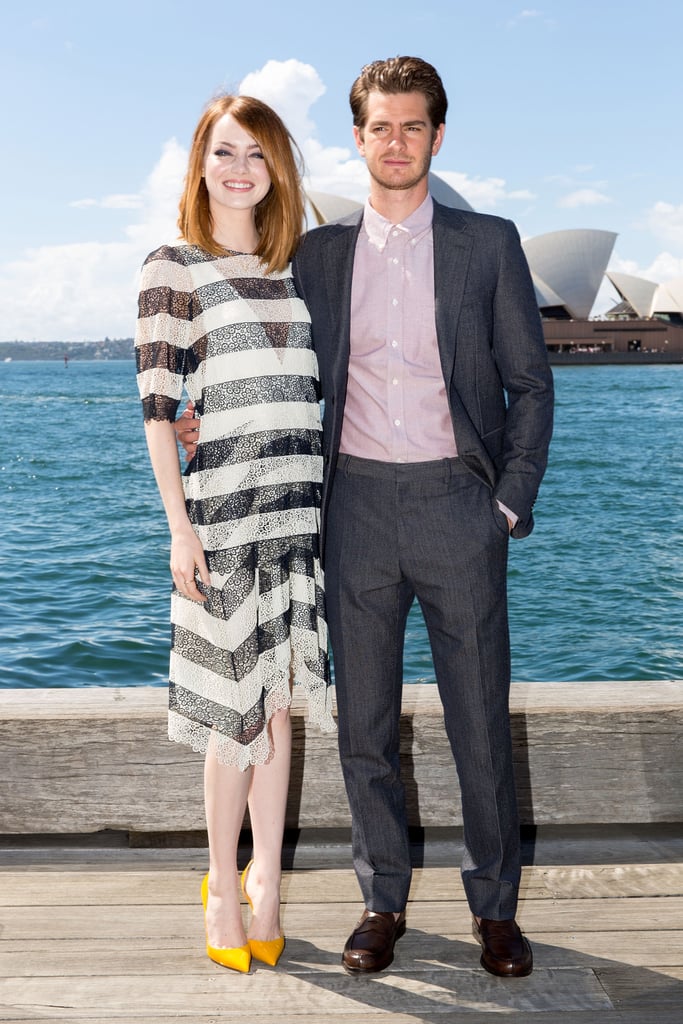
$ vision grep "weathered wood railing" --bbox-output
[1,682,681,835]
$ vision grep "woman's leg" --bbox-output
[245,707,291,941]
[203,733,251,948]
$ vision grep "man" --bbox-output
[178,56,553,978]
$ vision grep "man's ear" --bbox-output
[353,125,365,157]
[431,123,445,156]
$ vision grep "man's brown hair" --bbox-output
[349,56,448,134]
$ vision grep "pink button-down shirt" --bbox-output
[339,195,458,463]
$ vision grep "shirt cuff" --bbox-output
[496,500,518,527]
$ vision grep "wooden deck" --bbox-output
[2,826,682,1023]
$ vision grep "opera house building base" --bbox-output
[543,316,683,364]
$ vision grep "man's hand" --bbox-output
[175,400,199,461]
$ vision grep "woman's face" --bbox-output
[202,113,271,216]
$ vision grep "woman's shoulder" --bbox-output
[142,241,209,269]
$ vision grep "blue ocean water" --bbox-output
[1,359,681,688]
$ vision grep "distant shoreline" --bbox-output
[3,338,683,366]
[0,338,134,361]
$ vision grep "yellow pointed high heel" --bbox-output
[241,859,285,966]
[201,873,251,973]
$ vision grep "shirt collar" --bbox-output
[362,193,434,252]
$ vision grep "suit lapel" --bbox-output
[432,204,495,478]
[433,204,473,388]
[320,216,362,388]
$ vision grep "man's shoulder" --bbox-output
[432,200,517,241]
[294,211,362,269]
[304,209,363,239]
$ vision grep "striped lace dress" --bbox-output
[135,243,334,768]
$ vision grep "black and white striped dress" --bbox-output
[135,243,334,768]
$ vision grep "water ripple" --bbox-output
[1,360,682,687]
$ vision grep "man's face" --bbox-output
[353,90,445,194]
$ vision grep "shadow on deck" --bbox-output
[1,824,682,1023]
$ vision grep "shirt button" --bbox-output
[392,298,398,306]
[392,378,398,385]
[391,340,398,348]
[394,419,401,426]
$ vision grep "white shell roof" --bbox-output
[306,190,362,225]
[522,229,617,319]
[530,270,568,311]
[427,173,475,211]
[606,271,659,317]
[653,277,683,315]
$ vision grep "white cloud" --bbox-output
[437,171,535,210]
[645,201,683,248]
[303,139,369,203]
[506,9,555,29]
[642,251,683,281]
[0,241,143,341]
[239,59,326,149]
[607,250,683,282]
[0,138,185,341]
[126,137,187,248]
[70,194,143,210]
[558,188,612,209]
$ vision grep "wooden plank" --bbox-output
[0,967,614,1016]
[1,929,683,974]
[0,1005,680,1021]
[528,863,683,899]
[0,859,682,1024]
[1,682,682,835]
[2,857,682,904]
[1,902,681,955]
[2,861,683,904]
[596,963,683,1010]
[2,859,682,900]
[1,1011,679,1019]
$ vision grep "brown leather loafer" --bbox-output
[342,910,407,974]
[472,916,533,977]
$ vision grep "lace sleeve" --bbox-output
[135,246,193,422]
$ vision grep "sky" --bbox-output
[1,0,682,342]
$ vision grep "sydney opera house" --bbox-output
[307,175,683,362]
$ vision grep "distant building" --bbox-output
[607,270,683,322]
[542,317,683,361]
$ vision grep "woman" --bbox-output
[135,94,334,974]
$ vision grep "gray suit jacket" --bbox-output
[292,199,554,550]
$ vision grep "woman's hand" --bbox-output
[170,525,210,603]
[141,418,209,603]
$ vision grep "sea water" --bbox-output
[1,360,681,688]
